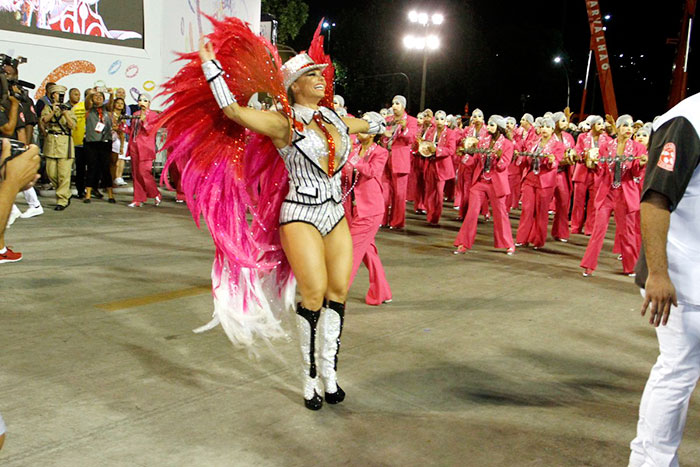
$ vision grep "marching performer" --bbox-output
[454,115,515,254]
[158,18,387,410]
[456,109,488,220]
[551,111,576,242]
[343,112,392,305]
[572,116,608,235]
[580,115,647,276]
[410,111,430,214]
[514,117,564,248]
[508,113,536,210]
[127,93,161,207]
[423,111,456,225]
[384,95,417,229]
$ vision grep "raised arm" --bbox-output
[199,38,290,148]
[342,116,370,135]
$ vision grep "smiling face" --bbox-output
[92,92,105,107]
[290,69,326,104]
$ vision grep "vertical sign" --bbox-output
[585,1,618,119]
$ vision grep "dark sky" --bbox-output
[286,0,698,122]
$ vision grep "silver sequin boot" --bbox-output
[318,300,346,404]
[295,303,323,410]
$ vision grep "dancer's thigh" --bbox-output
[280,222,327,309]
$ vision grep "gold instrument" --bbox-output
[418,140,436,157]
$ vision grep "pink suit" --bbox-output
[128,110,161,203]
[507,126,537,210]
[457,124,489,219]
[580,138,645,274]
[571,131,611,235]
[514,136,565,247]
[342,143,392,305]
[424,126,456,224]
[410,125,432,212]
[551,131,576,240]
[454,133,515,250]
[385,114,418,228]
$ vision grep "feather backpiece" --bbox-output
[306,20,335,109]
[156,16,295,348]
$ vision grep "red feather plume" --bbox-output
[306,19,335,109]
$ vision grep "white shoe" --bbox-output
[127,202,142,208]
[6,204,21,228]
[114,178,127,186]
[20,205,44,218]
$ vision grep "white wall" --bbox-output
[1,0,261,109]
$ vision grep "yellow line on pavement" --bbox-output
[96,286,211,311]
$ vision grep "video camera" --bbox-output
[0,54,35,101]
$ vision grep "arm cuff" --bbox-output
[202,60,237,109]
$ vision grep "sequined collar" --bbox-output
[293,104,334,125]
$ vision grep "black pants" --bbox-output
[84,141,112,189]
[74,145,86,196]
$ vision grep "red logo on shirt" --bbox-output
[657,142,676,172]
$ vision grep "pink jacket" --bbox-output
[343,143,389,218]
[471,134,513,198]
[517,136,565,189]
[573,131,610,183]
[594,138,645,212]
[425,125,456,181]
[128,110,159,158]
[386,113,418,174]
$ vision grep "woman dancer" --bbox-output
[127,93,161,207]
[514,117,564,249]
[580,115,646,276]
[571,116,608,235]
[158,18,386,410]
[454,115,515,254]
[343,112,392,305]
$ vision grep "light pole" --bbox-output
[322,21,336,51]
[404,10,443,110]
[553,55,571,109]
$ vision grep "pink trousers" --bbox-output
[454,180,514,249]
[551,171,571,240]
[571,177,596,235]
[580,188,639,273]
[349,211,392,305]
[130,142,159,203]
[425,163,445,224]
[410,156,428,211]
[389,172,409,228]
[507,173,522,210]
[515,183,554,248]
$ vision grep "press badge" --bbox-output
[94,122,105,133]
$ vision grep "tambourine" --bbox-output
[418,141,436,157]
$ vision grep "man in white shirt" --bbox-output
[630,92,700,467]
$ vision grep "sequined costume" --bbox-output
[278,105,351,236]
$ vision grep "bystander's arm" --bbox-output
[640,191,677,327]
[0,96,20,136]
[0,140,41,249]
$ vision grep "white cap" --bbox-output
[333,95,345,108]
[616,114,634,128]
[393,95,407,108]
[488,114,506,131]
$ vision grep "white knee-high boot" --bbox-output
[318,300,346,404]
[295,303,323,410]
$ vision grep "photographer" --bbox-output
[40,84,76,210]
[0,139,41,263]
[1,57,44,219]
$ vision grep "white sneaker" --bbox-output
[6,204,21,228]
[20,205,44,218]
[114,178,127,186]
